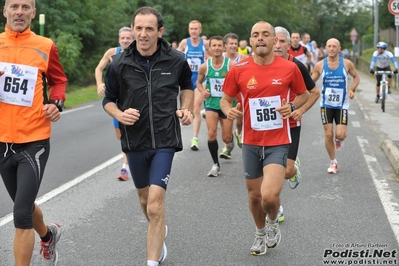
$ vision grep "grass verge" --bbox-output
[65,85,103,109]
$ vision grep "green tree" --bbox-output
[0,0,376,86]
[53,32,83,87]
[380,0,395,30]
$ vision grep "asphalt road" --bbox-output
[0,86,398,265]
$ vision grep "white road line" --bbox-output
[348,110,356,116]
[351,121,361,128]
[0,153,123,227]
[62,104,94,114]
[355,97,370,121]
[357,136,399,245]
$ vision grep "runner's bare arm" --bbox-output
[177,39,187,52]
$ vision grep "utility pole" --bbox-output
[39,14,45,36]
[374,0,379,46]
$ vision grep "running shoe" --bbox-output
[277,206,285,222]
[219,146,232,159]
[40,223,62,266]
[295,156,301,167]
[288,157,301,189]
[226,137,234,154]
[250,233,267,256]
[265,206,284,224]
[375,95,380,103]
[234,130,242,149]
[159,225,168,264]
[335,139,344,151]
[117,168,128,181]
[207,164,221,177]
[190,137,198,151]
[388,87,392,94]
[266,222,281,249]
[327,162,338,174]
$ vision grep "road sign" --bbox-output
[396,15,399,26]
[388,0,399,15]
[350,28,358,42]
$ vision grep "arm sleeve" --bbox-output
[291,65,307,95]
[47,43,67,101]
[370,54,377,69]
[390,57,399,69]
[102,63,119,107]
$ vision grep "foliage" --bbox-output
[379,0,395,30]
[362,33,375,49]
[52,32,83,85]
[0,0,393,86]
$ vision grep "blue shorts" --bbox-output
[113,99,120,128]
[113,117,119,129]
[126,148,175,190]
[242,144,289,179]
[192,73,198,89]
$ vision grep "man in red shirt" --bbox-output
[220,21,309,256]
[288,32,312,71]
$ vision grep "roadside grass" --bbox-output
[360,48,374,63]
[65,84,102,109]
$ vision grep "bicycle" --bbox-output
[374,71,393,112]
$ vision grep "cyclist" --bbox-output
[370,42,398,103]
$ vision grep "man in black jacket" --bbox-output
[103,6,193,266]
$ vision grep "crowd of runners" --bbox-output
[1,2,363,265]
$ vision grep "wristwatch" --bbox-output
[48,99,64,112]
[289,103,295,112]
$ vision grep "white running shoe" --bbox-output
[40,223,62,266]
[278,206,285,222]
[288,157,301,189]
[335,139,344,151]
[207,164,220,177]
[327,162,338,174]
[266,222,281,249]
[250,233,267,256]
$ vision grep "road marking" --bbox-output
[348,110,356,116]
[0,153,123,227]
[351,121,360,127]
[355,97,370,121]
[62,104,94,114]
[357,136,399,245]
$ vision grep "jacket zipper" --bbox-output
[147,59,156,149]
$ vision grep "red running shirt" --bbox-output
[223,56,307,146]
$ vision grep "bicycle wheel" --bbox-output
[381,85,386,112]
